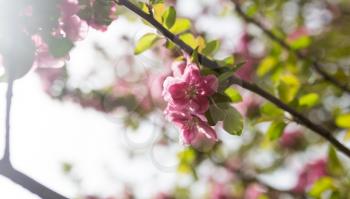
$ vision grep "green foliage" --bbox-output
[208,103,244,136]
[276,74,300,103]
[169,18,192,34]
[298,93,320,108]
[134,33,161,54]
[266,120,286,140]
[257,56,277,77]
[202,40,220,56]
[327,147,344,176]
[162,6,176,29]
[224,87,242,103]
[335,113,350,128]
[308,177,335,198]
[47,37,74,58]
[288,36,311,50]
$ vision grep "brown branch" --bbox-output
[117,0,350,158]
[231,0,350,94]
[0,79,69,199]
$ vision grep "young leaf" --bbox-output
[47,37,74,58]
[169,18,191,34]
[308,177,335,198]
[202,40,220,56]
[335,113,350,128]
[267,120,286,140]
[276,74,300,103]
[224,87,242,103]
[327,146,344,176]
[299,93,320,108]
[257,56,277,77]
[223,106,244,136]
[179,33,197,49]
[134,33,160,55]
[162,6,176,29]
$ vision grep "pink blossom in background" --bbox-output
[244,183,266,199]
[235,31,255,81]
[280,129,303,149]
[287,27,309,42]
[32,35,66,68]
[234,92,262,116]
[211,182,234,199]
[60,0,88,41]
[293,159,327,193]
[36,67,64,94]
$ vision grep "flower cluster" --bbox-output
[163,59,219,145]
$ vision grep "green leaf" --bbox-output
[218,71,234,83]
[162,6,176,29]
[267,120,286,140]
[257,56,277,77]
[202,40,220,56]
[299,93,320,108]
[288,36,311,50]
[335,113,350,128]
[224,87,242,103]
[328,146,344,176]
[217,56,235,68]
[47,37,74,58]
[169,18,191,34]
[276,74,300,103]
[179,33,197,49]
[308,177,335,198]
[150,0,164,4]
[134,33,160,55]
[223,106,244,136]
[260,102,283,118]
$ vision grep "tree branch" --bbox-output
[0,80,69,199]
[117,0,350,158]
[231,0,350,94]
[3,79,13,162]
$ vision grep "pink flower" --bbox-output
[293,159,327,193]
[163,63,218,113]
[244,184,266,199]
[163,59,218,146]
[279,129,303,149]
[32,35,66,68]
[171,60,186,77]
[60,0,88,41]
[165,105,217,145]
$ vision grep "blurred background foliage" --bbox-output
[1,0,350,198]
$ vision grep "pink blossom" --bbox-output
[235,31,255,81]
[32,35,66,68]
[293,159,327,193]
[165,105,217,145]
[163,60,218,146]
[163,63,218,113]
[60,0,88,41]
[279,129,303,149]
[171,60,186,77]
[244,183,266,199]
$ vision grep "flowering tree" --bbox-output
[1,0,350,198]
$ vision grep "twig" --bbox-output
[0,79,69,199]
[117,0,350,158]
[231,0,350,94]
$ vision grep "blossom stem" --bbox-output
[118,0,350,158]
